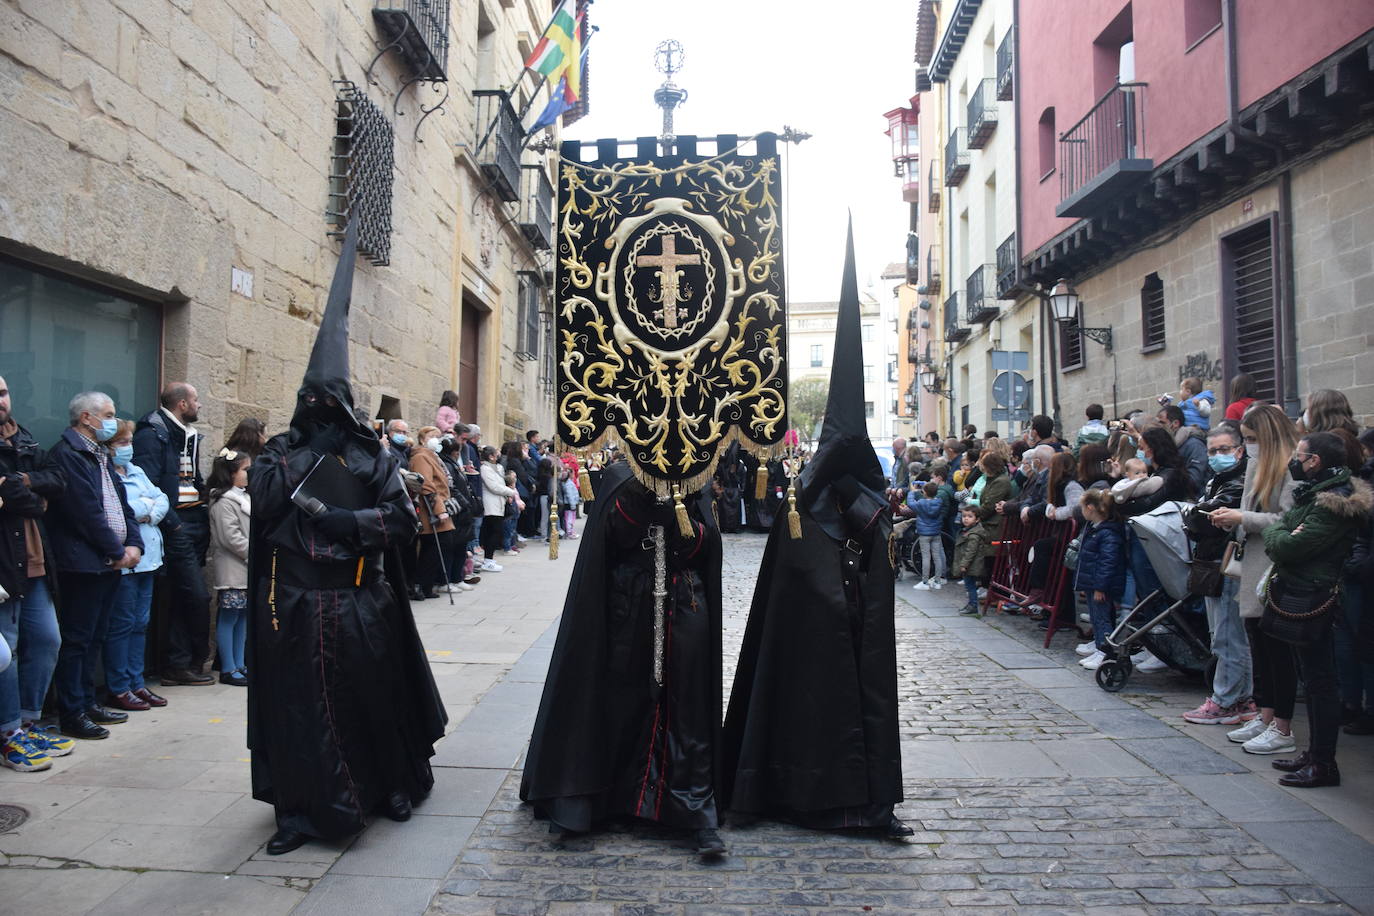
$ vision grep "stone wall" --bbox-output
[0,0,558,448]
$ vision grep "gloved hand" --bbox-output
[313,507,358,543]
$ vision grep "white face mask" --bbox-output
[1301,410,1311,428]
[426,438,442,453]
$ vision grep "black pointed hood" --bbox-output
[289,220,373,448]
[798,218,888,539]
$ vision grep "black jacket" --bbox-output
[1185,455,1247,561]
[46,428,142,575]
[132,408,205,529]
[1119,465,1192,517]
[0,423,65,599]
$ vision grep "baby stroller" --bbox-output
[1095,501,1216,692]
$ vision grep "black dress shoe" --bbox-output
[162,668,215,686]
[885,815,916,839]
[1345,714,1374,736]
[695,828,727,858]
[1278,760,1341,788]
[1271,750,1313,773]
[408,586,426,601]
[265,828,309,855]
[87,706,128,724]
[383,791,412,822]
[60,714,109,740]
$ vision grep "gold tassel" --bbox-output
[548,503,560,560]
[754,465,768,501]
[786,483,802,539]
[577,461,594,501]
[673,486,693,538]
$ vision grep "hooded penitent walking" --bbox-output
[246,221,447,856]
[721,221,910,838]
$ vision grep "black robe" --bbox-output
[246,429,448,840]
[721,476,904,828]
[520,462,724,832]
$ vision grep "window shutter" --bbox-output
[1226,225,1277,401]
[1059,304,1084,370]
[1141,273,1165,349]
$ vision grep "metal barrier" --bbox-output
[983,513,1079,647]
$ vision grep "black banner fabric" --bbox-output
[555,133,788,494]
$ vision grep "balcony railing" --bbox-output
[1057,82,1152,218]
[927,159,942,213]
[945,128,969,187]
[519,165,553,250]
[474,89,522,202]
[944,292,970,343]
[967,79,998,149]
[925,244,942,295]
[372,0,451,81]
[966,264,998,324]
[996,28,1014,101]
[905,234,920,285]
[996,233,1017,298]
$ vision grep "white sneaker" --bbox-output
[1242,722,1297,755]
[1075,641,1097,657]
[455,581,474,592]
[914,581,930,590]
[977,587,988,600]
[516,535,528,543]
[1135,650,1168,673]
[1227,717,1269,744]
[933,578,946,588]
[481,560,503,572]
[1079,650,1106,670]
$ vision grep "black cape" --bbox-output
[520,461,724,832]
[720,218,903,828]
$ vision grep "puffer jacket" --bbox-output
[912,497,944,536]
[1235,458,1296,619]
[1262,468,1373,590]
[1074,519,1127,598]
[0,422,65,600]
[951,521,990,579]
[1184,453,1247,561]
[1174,426,1209,496]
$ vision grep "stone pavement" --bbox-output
[3,528,1373,914]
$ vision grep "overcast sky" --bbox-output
[562,1,914,303]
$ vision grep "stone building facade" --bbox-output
[0,0,562,450]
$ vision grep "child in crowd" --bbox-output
[912,482,946,590]
[1110,457,1164,503]
[503,469,521,553]
[951,505,990,616]
[558,467,579,538]
[1075,403,1110,453]
[1073,487,1127,671]
[208,450,251,687]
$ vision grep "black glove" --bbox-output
[313,507,358,543]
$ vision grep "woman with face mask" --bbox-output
[1207,405,1299,755]
[103,421,170,711]
[408,426,456,601]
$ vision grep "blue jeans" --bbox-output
[502,514,517,550]
[1204,575,1252,707]
[53,571,122,718]
[104,572,155,694]
[962,575,979,608]
[1335,579,1373,715]
[1126,528,1163,605]
[1085,592,1117,652]
[0,577,62,731]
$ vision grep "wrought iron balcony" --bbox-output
[996,233,1018,298]
[925,244,942,295]
[474,89,522,202]
[927,159,942,213]
[967,79,998,149]
[519,165,553,250]
[944,292,970,343]
[1057,82,1152,218]
[966,264,998,324]
[996,28,1014,101]
[372,0,450,81]
[945,128,969,187]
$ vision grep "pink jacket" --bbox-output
[435,405,459,434]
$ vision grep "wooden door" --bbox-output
[459,299,481,424]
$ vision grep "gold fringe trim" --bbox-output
[562,425,787,501]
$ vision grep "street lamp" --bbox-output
[920,367,949,396]
[1046,278,1113,353]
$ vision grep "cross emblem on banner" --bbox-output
[636,233,700,328]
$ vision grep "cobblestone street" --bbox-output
[3,529,1372,915]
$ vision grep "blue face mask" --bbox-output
[391,433,408,447]
[1136,449,1148,464]
[1208,453,1238,473]
[113,444,134,466]
[92,416,118,442]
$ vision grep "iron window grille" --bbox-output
[996,233,1018,298]
[925,244,942,296]
[966,264,998,324]
[539,318,556,396]
[1140,272,1166,351]
[327,81,394,266]
[944,292,970,343]
[371,0,450,81]
[516,271,543,362]
[1223,222,1279,401]
[474,90,522,203]
[996,28,1014,100]
[520,166,554,250]
[967,79,998,149]
[927,159,942,213]
[945,128,969,187]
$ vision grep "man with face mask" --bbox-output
[384,419,412,470]
[46,392,143,739]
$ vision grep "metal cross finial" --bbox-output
[654,39,684,78]
[653,40,688,155]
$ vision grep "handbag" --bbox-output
[1221,535,1245,579]
[1063,535,1082,571]
[1187,559,1225,597]
[1259,573,1340,646]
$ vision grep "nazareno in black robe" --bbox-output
[720,218,903,830]
[520,461,724,833]
[244,219,447,841]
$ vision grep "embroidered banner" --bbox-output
[555,133,788,494]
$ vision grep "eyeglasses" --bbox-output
[1206,445,1236,456]
[1293,451,1313,463]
